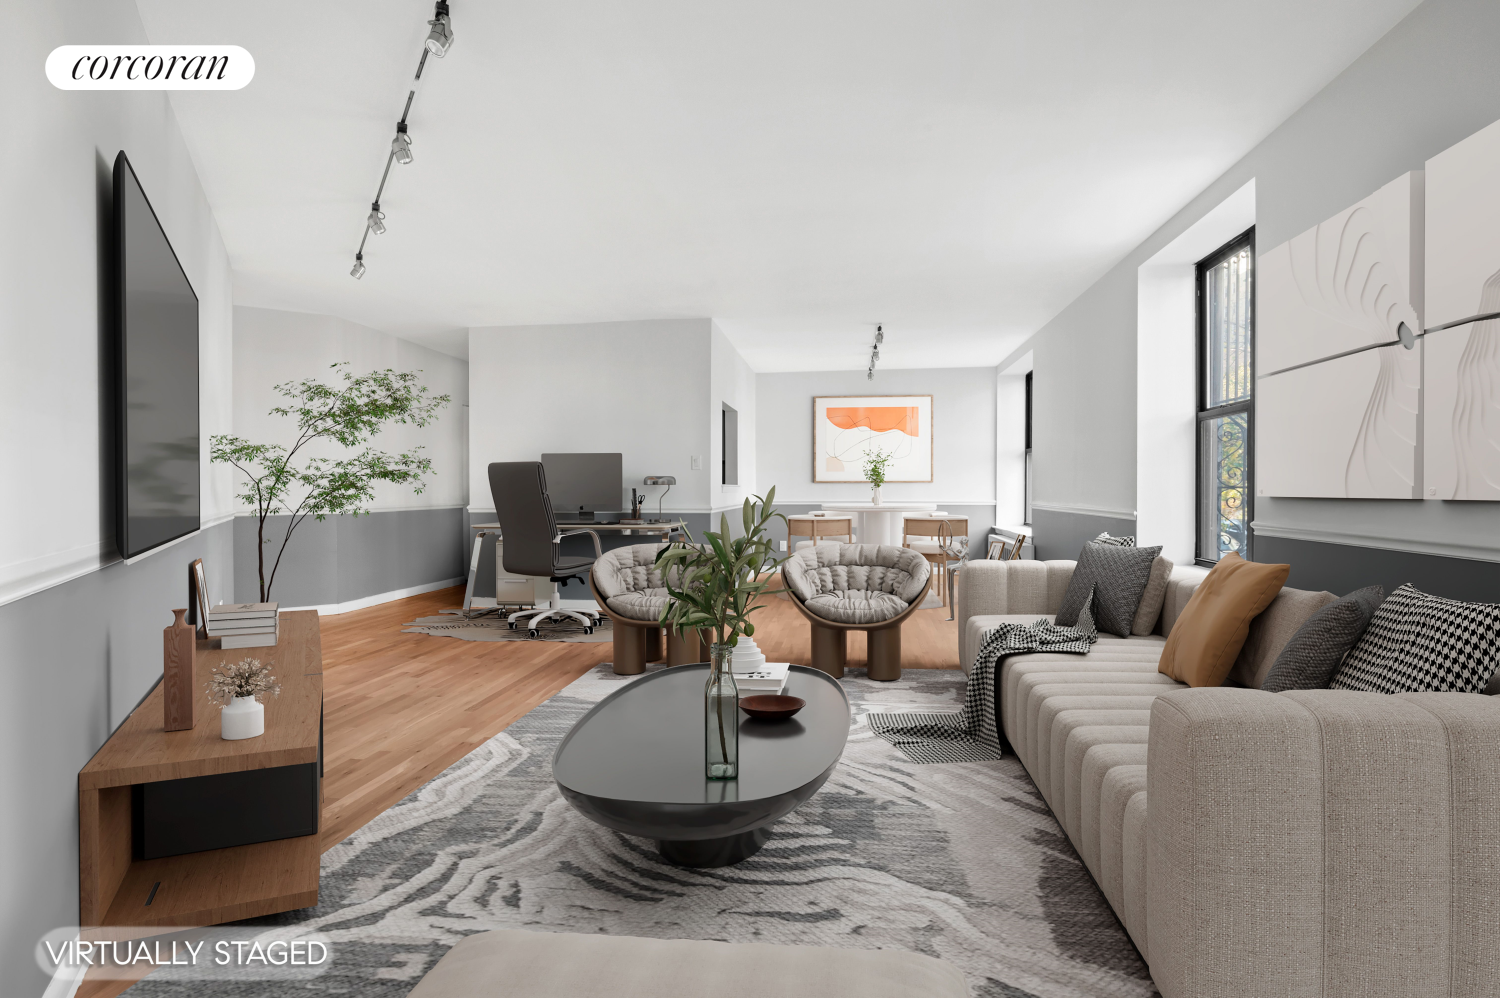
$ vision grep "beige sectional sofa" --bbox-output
[956,558,1500,998]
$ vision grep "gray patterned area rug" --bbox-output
[126,666,1157,998]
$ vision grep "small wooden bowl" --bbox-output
[739,695,806,720]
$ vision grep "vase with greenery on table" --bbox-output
[207,658,281,741]
[863,448,893,505]
[656,488,786,780]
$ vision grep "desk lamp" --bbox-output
[645,476,676,522]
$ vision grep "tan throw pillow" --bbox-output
[1158,553,1290,687]
[1130,556,1173,636]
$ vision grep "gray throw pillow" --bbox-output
[1056,541,1164,638]
[1331,584,1500,694]
[1260,586,1384,692]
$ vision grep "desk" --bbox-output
[462,521,687,617]
[818,502,938,546]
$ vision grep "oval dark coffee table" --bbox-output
[553,664,850,867]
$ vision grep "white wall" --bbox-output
[1136,181,1256,563]
[467,319,714,515]
[233,306,469,512]
[755,367,997,505]
[1000,0,1500,570]
[710,322,758,514]
[1,3,236,993]
[0,7,235,609]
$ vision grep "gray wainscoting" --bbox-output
[1029,508,1136,561]
[1254,534,1500,602]
[0,520,234,998]
[235,507,466,607]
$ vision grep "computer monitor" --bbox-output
[541,453,622,521]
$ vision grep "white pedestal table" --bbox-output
[817,502,939,547]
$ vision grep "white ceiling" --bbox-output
[136,0,1420,369]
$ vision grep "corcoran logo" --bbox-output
[46,45,254,90]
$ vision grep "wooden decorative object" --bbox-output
[162,609,196,731]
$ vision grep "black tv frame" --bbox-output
[112,151,201,560]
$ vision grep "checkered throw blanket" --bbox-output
[868,589,1098,764]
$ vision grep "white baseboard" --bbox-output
[282,577,465,616]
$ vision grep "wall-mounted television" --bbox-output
[113,151,200,559]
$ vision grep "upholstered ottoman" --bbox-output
[407,929,968,998]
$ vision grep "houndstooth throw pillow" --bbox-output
[1057,541,1163,638]
[1330,584,1500,694]
[1094,532,1136,546]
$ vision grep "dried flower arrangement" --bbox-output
[206,658,282,705]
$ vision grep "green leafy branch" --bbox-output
[655,488,786,648]
[863,447,894,488]
[210,363,450,602]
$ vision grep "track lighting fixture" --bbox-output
[349,3,455,278]
[391,122,414,165]
[426,0,455,57]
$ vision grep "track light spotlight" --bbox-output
[350,253,366,279]
[392,122,414,165]
[367,202,386,235]
[426,1,454,57]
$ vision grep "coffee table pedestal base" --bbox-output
[658,826,771,867]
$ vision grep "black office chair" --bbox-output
[488,461,602,636]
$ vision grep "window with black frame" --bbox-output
[1196,229,1254,564]
[1024,370,1033,525]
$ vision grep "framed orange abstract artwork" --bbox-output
[812,395,933,482]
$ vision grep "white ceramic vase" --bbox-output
[221,695,264,740]
[871,486,883,506]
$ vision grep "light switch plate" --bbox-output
[690,455,702,470]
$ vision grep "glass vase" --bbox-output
[705,643,740,780]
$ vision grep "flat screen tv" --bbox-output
[113,151,200,559]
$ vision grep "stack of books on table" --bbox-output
[732,661,791,696]
[207,603,279,649]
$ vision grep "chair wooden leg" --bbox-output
[867,626,902,681]
[612,625,647,676]
[810,624,846,679]
[667,628,705,666]
[644,627,664,663]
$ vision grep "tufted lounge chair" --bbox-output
[589,544,705,675]
[782,543,931,681]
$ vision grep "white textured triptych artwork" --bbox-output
[1258,117,1500,501]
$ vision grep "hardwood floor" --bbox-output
[319,581,958,848]
[85,582,958,998]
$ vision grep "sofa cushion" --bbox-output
[407,928,970,998]
[782,543,929,606]
[1158,553,1289,687]
[1228,586,1340,689]
[1056,541,1165,638]
[592,544,669,597]
[1260,586,1384,692]
[591,544,674,620]
[606,588,671,621]
[1131,556,1173,636]
[1331,584,1500,694]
